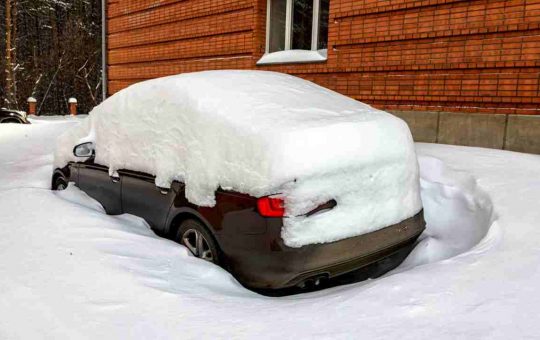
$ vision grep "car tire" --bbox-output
[175,219,221,265]
[53,176,68,191]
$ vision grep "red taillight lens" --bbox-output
[257,196,285,217]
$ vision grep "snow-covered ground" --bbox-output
[1,118,539,339]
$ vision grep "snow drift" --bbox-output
[54,70,422,247]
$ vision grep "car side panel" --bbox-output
[68,164,78,184]
[120,170,176,230]
[165,184,270,268]
[77,163,122,215]
[165,187,264,243]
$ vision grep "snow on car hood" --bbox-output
[54,70,422,247]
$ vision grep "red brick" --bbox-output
[107,0,540,114]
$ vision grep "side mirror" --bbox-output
[73,142,95,158]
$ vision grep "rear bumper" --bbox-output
[219,211,426,289]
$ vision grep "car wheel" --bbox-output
[175,219,220,264]
[53,176,68,191]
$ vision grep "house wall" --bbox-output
[106,0,540,153]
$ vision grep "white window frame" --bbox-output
[264,0,325,54]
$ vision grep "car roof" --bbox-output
[111,70,382,134]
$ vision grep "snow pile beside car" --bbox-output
[54,70,422,247]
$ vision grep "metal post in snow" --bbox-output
[68,98,78,116]
[27,97,37,116]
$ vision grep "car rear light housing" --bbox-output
[257,196,285,217]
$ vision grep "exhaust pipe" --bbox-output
[298,274,329,289]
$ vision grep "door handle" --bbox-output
[159,187,169,195]
[111,176,120,183]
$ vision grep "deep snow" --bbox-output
[1,118,540,339]
[54,70,421,247]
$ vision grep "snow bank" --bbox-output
[402,154,496,267]
[0,119,80,191]
[54,70,421,246]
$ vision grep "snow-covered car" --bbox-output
[52,70,425,290]
[0,108,29,124]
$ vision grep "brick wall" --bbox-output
[107,0,540,152]
[107,0,256,93]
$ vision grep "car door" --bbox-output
[77,162,123,215]
[120,170,176,231]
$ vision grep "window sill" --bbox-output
[256,49,328,65]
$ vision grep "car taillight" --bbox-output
[257,196,285,217]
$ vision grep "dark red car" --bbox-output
[53,142,424,290]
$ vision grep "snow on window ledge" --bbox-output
[256,49,328,65]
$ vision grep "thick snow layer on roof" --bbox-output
[54,70,421,246]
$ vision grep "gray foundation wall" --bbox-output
[390,111,540,155]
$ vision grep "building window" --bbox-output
[263,0,330,61]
